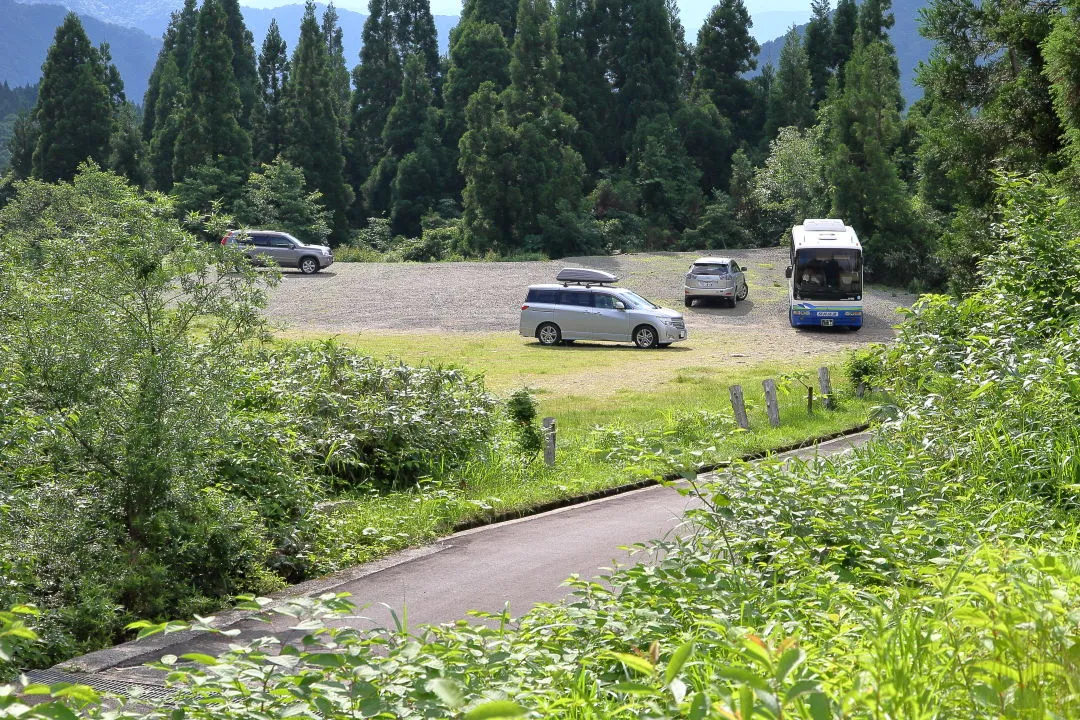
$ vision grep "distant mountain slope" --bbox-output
[3,0,160,99]
[755,0,933,106]
[16,0,178,37]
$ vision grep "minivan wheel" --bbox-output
[537,322,562,346]
[299,256,320,274]
[633,325,658,348]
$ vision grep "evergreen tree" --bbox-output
[767,26,814,136]
[831,0,858,85]
[459,82,518,252]
[365,53,436,216]
[553,0,608,171]
[322,4,352,137]
[444,20,511,149]
[172,0,252,185]
[108,103,149,187]
[633,114,703,236]
[31,13,112,182]
[459,0,519,41]
[236,157,332,245]
[142,0,198,141]
[666,0,695,97]
[1044,2,1080,167]
[675,92,732,194]
[7,111,39,180]
[617,0,680,143]
[828,39,913,282]
[694,0,759,147]
[147,54,185,189]
[856,0,894,49]
[285,0,353,244]
[804,0,832,106]
[252,20,290,165]
[348,0,401,212]
[220,0,260,129]
[395,0,441,81]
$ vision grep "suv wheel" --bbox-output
[299,256,320,274]
[684,297,693,307]
[537,322,561,346]
[736,283,748,301]
[633,325,658,348]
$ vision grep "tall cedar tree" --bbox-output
[395,0,441,81]
[694,0,759,149]
[322,4,352,137]
[554,0,609,172]
[348,0,401,214]
[443,20,511,169]
[1044,2,1080,166]
[459,82,518,252]
[831,0,857,86]
[667,0,695,96]
[220,0,260,129]
[633,114,703,236]
[31,14,113,182]
[460,0,518,41]
[172,0,252,185]
[252,20,290,165]
[385,55,441,236]
[767,26,814,136]
[147,54,185,189]
[364,53,436,215]
[828,39,913,282]
[7,112,39,180]
[142,0,198,141]
[804,0,832,106]
[285,1,353,244]
[855,0,894,48]
[617,0,680,149]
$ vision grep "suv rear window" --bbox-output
[691,263,729,275]
[526,288,559,303]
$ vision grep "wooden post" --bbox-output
[807,386,814,414]
[818,367,834,409]
[729,385,749,430]
[856,381,866,398]
[542,417,556,466]
[762,379,780,427]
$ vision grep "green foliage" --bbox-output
[632,115,703,237]
[19,174,1080,719]
[804,0,833,106]
[753,125,830,243]
[843,343,885,388]
[766,26,814,136]
[251,19,290,165]
[693,0,760,147]
[681,191,751,249]
[171,0,252,186]
[235,156,331,245]
[506,388,543,456]
[31,13,112,182]
[284,1,353,245]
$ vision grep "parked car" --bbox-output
[221,229,333,274]
[683,257,748,307]
[519,268,687,348]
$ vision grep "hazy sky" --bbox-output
[243,0,815,42]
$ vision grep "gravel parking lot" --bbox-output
[265,248,915,361]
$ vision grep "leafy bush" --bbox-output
[505,388,543,457]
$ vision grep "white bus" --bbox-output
[785,219,863,330]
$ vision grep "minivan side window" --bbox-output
[526,289,559,303]
[593,293,618,309]
[559,290,593,307]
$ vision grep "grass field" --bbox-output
[277,329,880,573]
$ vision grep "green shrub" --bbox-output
[505,388,543,457]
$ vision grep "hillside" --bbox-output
[755,0,933,105]
[1,0,161,99]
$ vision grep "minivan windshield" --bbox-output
[617,290,660,309]
[793,249,862,300]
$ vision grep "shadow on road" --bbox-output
[684,298,755,317]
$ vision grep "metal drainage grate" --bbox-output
[24,669,181,705]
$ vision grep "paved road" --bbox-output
[47,432,869,691]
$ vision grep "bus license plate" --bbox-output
[821,319,834,327]
[817,312,838,317]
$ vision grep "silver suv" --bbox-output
[683,257,747,307]
[519,269,687,348]
[221,230,334,274]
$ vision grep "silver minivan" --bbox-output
[519,269,687,348]
[221,229,334,274]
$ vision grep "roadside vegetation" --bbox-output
[0,166,874,677]
[5,171,1080,716]
[5,172,1076,719]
